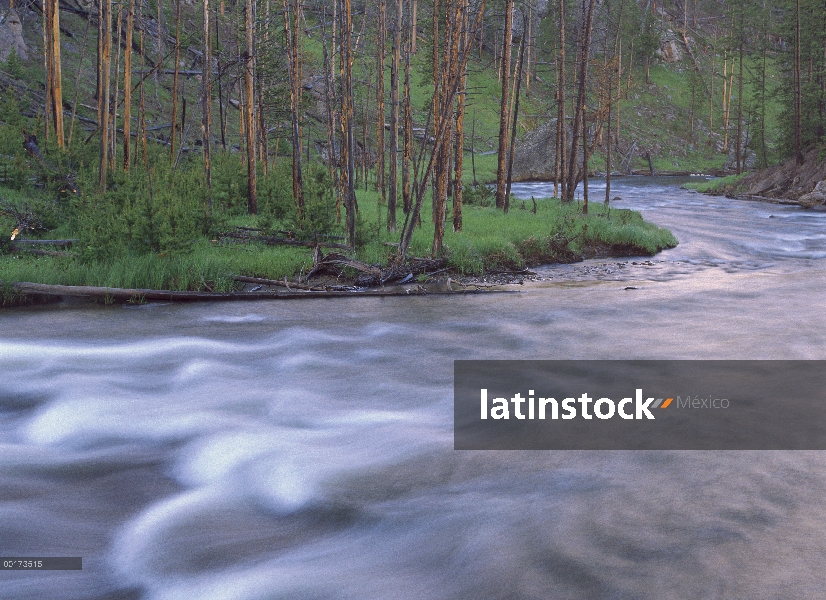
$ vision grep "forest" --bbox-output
[0,0,823,295]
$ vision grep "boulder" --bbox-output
[798,179,826,207]
[510,118,583,182]
[0,9,28,62]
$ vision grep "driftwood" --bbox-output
[306,253,450,286]
[230,274,353,292]
[218,232,351,250]
[5,281,513,303]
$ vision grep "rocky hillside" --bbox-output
[727,146,826,206]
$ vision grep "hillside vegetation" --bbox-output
[0,0,820,297]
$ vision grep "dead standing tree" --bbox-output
[564,0,595,203]
[494,0,514,209]
[397,0,486,263]
[244,0,258,214]
[283,0,304,217]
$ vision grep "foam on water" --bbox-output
[4,180,826,599]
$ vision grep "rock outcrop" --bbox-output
[0,9,28,62]
[734,146,826,206]
[510,119,584,182]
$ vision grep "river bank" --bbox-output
[1,194,677,307]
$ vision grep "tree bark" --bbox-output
[564,0,595,202]
[170,0,182,161]
[494,0,514,209]
[49,0,64,147]
[244,0,257,214]
[388,0,402,231]
[376,0,386,207]
[452,0,468,232]
[284,0,304,217]
[556,0,566,199]
[203,0,213,195]
[98,0,111,190]
[504,28,526,214]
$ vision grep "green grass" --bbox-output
[681,173,747,193]
[1,177,677,299]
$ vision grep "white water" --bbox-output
[2,178,826,599]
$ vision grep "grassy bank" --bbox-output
[682,173,747,193]
[1,173,676,304]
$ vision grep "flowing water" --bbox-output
[2,177,826,600]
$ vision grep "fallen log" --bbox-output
[306,253,382,279]
[6,281,515,302]
[229,274,352,292]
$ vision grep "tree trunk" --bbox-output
[284,0,304,216]
[376,0,386,206]
[341,0,356,248]
[171,0,182,161]
[402,7,413,215]
[736,40,743,174]
[556,0,566,199]
[504,29,525,214]
[49,0,64,147]
[494,0,514,209]
[398,0,485,263]
[388,0,402,231]
[565,0,595,202]
[203,0,212,195]
[452,0,468,232]
[244,0,257,214]
[98,0,111,190]
[122,0,133,168]
[793,0,803,164]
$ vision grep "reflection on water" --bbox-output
[2,179,826,599]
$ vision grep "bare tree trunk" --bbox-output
[49,0,64,147]
[43,0,51,144]
[98,0,111,190]
[504,28,525,214]
[319,0,338,220]
[709,34,714,143]
[284,0,304,216]
[388,0,402,231]
[494,0,513,209]
[171,0,182,161]
[736,40,743,174]
[376,0,386,206]
[402,20,413,215]
[525,1,532,96]
[452,0,468,232]
[582,110,588,212]
[245,0,257,214]
[432,0,460,253]
[203,0,213,196]
[556,0,566,199]
[259,0,270,175]
[411,0,417,53]
[793,0,803,163]
[398,0,485,263]
[341,0,356,248]
[565,0,595,203]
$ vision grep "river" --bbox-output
[2,177,825,599]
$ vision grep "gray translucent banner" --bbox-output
[454,361,826,450]
[0,557,82,570]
